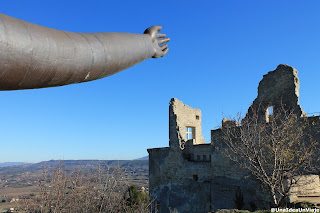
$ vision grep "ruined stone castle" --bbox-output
[147,64,320,213]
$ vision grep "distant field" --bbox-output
[0,160,149,211]
[0,185,38,196]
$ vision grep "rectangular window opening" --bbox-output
[186,127,194,140]
[193,175,198,181]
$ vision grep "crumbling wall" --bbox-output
[148,64,320,212]
[245,64,306,122]
[169,98,205,149]
[148,147,170,191]
[289,175,320,203]
[148,144,213,213]
[211,128,270,210]
[148,98,211,213]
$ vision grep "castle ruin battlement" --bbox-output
[148,65,320,213]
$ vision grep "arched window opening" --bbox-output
[266,106,274,123]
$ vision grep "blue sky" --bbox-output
[1,0,319,163]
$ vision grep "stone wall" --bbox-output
[148,65,320,213]
[148,146,213,212]
[169,98,205,149]
[245,64,306,123]
[289,175,320,203]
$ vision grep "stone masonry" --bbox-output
[148,64,320,213]
[169,98,205,149]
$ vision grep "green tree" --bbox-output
[124,185,149,210]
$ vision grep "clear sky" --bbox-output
[1,0,319,163]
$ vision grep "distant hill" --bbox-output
[0,162,30,167]
[35,159,148,168]
[0,159,149,176]
[134,156,148,160]
[0,159,149,194]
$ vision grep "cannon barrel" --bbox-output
[0,13,168,90]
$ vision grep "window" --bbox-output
[197,155,200,161]
[186,127,194,140]
[203,155,207,161]
[266,106,274,123]
[268,106,274,115]
[193,175,198,181]
[196,115,200,120]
